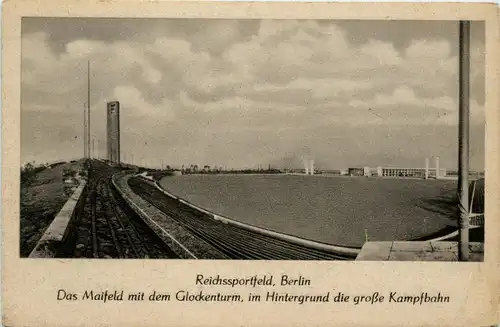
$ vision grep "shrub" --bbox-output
[20,162,47,187]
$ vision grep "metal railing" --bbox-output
[468,178,485,227]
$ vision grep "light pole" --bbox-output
[87,61,91,163]
[458,21,470,261]
[83,103,87,159]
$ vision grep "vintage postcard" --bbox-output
[2,0,499,326]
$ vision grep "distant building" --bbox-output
[347,167,373,177]
[348,168,364,176]
[345,163,448,179]
[320,169,342,176]
[378,167,427,178]
[107,101,120,164]
[377,167,447,178]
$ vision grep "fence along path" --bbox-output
[468,178,484,227]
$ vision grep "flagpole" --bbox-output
[458,21,470,261]
[87,61,91,161]
[83,103,87,159]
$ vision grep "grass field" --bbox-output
[20,160,84,256]
[160,175,477,247]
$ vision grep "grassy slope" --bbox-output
[20,160,84,257]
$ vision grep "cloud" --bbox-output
[348,86,484,126]
[65,39,107,58]
[113,85,175,120]
[22,32,80,94]
[21,19,485,170]
[405,39,451,60]
[214,20,474,114]
[359,40,402,66]
[190,20,242,54]
[254,78,374,99]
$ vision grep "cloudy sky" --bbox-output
[21,18,485,170]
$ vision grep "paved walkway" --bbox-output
[356,241,484,261]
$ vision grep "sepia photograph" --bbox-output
[20,17,486,261]
[3,2,499,327]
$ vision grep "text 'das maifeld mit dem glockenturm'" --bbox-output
[56,274,451,306]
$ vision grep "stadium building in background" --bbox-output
[107,101,120,164]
